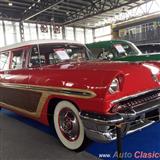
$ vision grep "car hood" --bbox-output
[43,60,159,98]
[44,60,153,73]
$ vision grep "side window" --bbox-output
[29,45,51,67]
[0,52,10,70]
[29,46,41,68]
[11,50,24,69]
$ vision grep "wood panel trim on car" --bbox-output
[0,83,97,118]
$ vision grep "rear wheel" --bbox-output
[53,101,85,150]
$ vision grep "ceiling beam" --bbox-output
[0,0,151,28]
[22,0,64,21]
[63,0,143,25]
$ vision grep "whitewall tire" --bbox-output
[53,101,85,150]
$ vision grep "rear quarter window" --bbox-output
[0,52,10,70]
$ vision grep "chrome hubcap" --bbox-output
[59,108,80,141]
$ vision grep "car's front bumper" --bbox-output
[80,91,160,142]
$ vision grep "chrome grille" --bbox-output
[119,90,160,109]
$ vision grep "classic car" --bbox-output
[0,40,160,151]
[86,40,160,61]
[137,43,160,54]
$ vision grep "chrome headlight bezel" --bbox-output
[108,78,120,94]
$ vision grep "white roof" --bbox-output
[0,39,83,52]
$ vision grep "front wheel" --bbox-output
[53,101,85,150]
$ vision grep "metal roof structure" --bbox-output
[0,0,148,28]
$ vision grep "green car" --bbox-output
[86,40,160,62]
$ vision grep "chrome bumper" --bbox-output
[80,98,160,142]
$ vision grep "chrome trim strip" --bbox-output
[134,103,160,115]
[80,113,124,124]
[111,88,160,104]
[0,82,96,99]
[85,120,156,142]
[87,129,117,141]
[127,121,155,134]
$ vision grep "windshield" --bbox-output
[88,41,142,60]
[29,43,93,67]
[112,42,142,57]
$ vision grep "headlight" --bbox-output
[108,78,120,94]
[143,63,160,82]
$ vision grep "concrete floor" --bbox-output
[0,109,98,160]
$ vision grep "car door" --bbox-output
[25,45,45,115]
[0,47,36,114]
[26,44,57,117]
[27,44,45,85]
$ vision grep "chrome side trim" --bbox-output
[79,113,124,124]
[0,82,96,99]
[127,121,155,134]
[111,88,160,104]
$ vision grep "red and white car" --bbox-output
[0,40,160,150]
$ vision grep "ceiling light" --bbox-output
[8,2,13,6]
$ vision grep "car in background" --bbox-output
[137,43,160,54]
[86,40,160,61]
[0,40,160,151]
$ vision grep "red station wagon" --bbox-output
[0,40,160,150]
